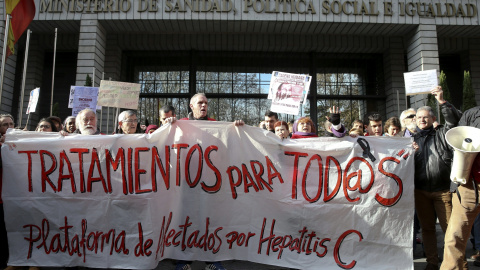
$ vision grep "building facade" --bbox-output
[1,0,479,132]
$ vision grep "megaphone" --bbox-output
[445,126,480,184]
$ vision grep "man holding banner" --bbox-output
[160,105,177,126]
[117,110,139,134]
[1,108,415,269]
[74,109,101,135]
[176,93,244,270]
[412,86,461,270]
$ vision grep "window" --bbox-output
[128,51,385,134]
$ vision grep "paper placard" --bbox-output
[268,71,312,115]
[404,70,438,96]
[97,80,141,109]
[71,87,99,116]
[26,88,40,114]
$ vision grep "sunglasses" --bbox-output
[406,114,416,119]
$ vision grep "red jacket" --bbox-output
[291,133,318,139]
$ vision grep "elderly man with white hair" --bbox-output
[74,109,101,135]
[117,110,139,134]
[400,108,417,137]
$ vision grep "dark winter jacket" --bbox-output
[414,101,461,192]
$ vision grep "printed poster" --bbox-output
[268,71,312,115]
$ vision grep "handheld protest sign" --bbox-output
[71,86,99,116]
[26,87,40,114]
[97,80,141,109]
[269,71,312,115]
[404,69,438,96]
[68,85,75,108]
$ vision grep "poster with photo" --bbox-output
[268,71,312,115]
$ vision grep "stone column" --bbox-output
[383,37,406,118]
[100,35,122,133]
[406,24,440,109]
[469,39,480,105]
[76,19,106,87]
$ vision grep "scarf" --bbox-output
[416,126,434,137]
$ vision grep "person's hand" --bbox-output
[349,133,359,138]
[326,106,341,125]
[412,142,420,152]
[59,130,69,136]
[431,86,445,104]
[165,117,177,124]
[234,120,245,126]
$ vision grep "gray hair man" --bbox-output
[180,93,244,126]
[118,110,138,134]
[412,86,461,270]
[75,109,100,135]
[0,114,14,144]
[175,93,242,270]
[400,108,417,137]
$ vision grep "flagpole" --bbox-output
[107,77,112,134]
[0,14,11,109]
[50,28,57,115]
[19,29,32,126]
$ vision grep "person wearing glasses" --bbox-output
[400,108,417,137]
[35,118,58,132]
[412,86,461,270]
[117,110,140,134]
[400,108,422,254]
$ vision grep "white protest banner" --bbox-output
[2,122,414,269]
[97,80,141,109]
[26,88,40,114]
[71,87,99,116]
[404,69,438,96]
[269,71,312,115]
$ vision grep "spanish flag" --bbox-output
[5,0,36,57]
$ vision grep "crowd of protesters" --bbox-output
[1,86,480,270]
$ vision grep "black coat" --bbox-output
[414,102,462,192]
[459,105,480,128]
